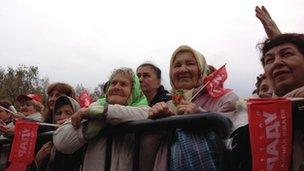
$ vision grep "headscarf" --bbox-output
[169,46,225,171]
[169,45,209,90]
[84,68,148,139]
[96,67,148,107]
[53,95,80,123]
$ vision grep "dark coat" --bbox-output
[149,85,171,107]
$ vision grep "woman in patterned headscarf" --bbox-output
[149,45,238,171]
[53,67,149,171]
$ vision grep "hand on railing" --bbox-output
[71,108,89,129]
[176,100,199,115]
[148,102,174,119]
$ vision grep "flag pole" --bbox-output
[189,81,210,102]
[38,122,60,127]
[0,105,15,115]
[0,106,60,127]
[0,106,26,118]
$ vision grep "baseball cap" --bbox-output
[17,93,42,103]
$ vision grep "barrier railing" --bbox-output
[0,112,232,171]
[1,98,304,171]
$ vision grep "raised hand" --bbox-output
[255,6,281,38]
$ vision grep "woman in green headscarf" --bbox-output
[53,67,149,171]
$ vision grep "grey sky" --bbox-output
[0,0,303,97]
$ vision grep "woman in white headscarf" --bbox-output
[148,45,238,171]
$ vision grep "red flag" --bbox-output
[247,98,292,171]
[6,120,39,171]
[78,90,93,108]
[203,64,232,98]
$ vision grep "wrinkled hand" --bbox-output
[283,86,304,98]
[71,108,89,129]
[177,100,199,115]
[255,6,281,38]
[148,102,174,119]
[35,141,53,164]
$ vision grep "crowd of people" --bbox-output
[1,6,304,171]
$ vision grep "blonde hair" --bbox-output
[106,68,134,92]
[21,100,44,113]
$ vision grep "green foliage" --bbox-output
[0,65,49,108]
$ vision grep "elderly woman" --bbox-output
[136,63,171,106]
[53,68,149,171]
[231,33,304,170]
[149,45,238,170]
[136,63,171,170]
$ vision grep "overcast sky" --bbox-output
[0,0,303,98]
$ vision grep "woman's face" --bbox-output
[258,77,273,98]
[136,66,160,95]
[48,90,62,110]
[263,43,304,96]
[0,108,10,122]
[20,100,37,116]
[171,51,200,89]
[54,104,74,124]
[106,73,132,105]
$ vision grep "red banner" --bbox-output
[203,64,232,98]
[78,90,93,108]
[6,120,39,171]
[247,98,292,171]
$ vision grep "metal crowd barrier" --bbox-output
[1,98,304,171]
[0,112,232,171]
[100,112,233,171]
